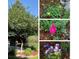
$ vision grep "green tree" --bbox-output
[8,1,38,35]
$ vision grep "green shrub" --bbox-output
[25,48,32,56]
[27,35,38,51]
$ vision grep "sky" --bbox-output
[8,0,38,16]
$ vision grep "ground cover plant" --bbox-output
[40,0,70,18]
[40,42,70,59]
[40,20,70,40]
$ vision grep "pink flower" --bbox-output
[49,22,56,35]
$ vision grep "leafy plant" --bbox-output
[40,20,52,31]
[41,4,69,18]
[63,10,70,18]
[27,35,38,51]
[24,48,32,56]
[50,53,61,59]
[61,42,70,53]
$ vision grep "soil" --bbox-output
[40,30,55,40]
[31,51,38,56]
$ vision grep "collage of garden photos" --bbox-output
[8,0,70,59]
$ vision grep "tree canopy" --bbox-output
[8,1,38,35]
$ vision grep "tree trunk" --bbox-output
[21,42,23,54]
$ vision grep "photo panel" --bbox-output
[40,0,70,19]
[40,20,70,40]
[40,41,70,59]
[8,0,38,59]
